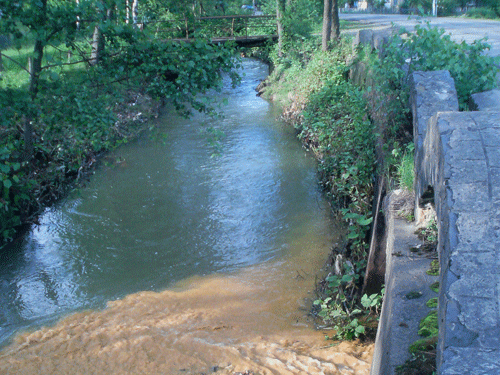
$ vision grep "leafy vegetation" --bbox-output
[260,18,498,342]
[261,34,380,340]
[465,6,500,19]
[0,0,248,247]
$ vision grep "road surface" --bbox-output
[340,13,500,56]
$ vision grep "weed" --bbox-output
[430,282,439,293]
[426,260,439,276]
[393,142,415,192]
[426,298,438,308]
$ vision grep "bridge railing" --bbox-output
[195,15,277,39]
[143,15,277,41]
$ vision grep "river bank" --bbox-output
[0,89,163,249]
[0,57,375,374]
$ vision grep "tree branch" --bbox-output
[0,52,31,74]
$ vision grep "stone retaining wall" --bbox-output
[411,71,500,374]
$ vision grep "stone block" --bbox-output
[485,147,500,166]
[410,71,458,153]
[491,168,500,197]
[449,182,490,212]
[448,271,496,299]
[455,214,492,245]
[479,326,500,349]
[448,140,484,160]
[353,29,374,47]
[440,298,478,348]
[449,160,488,183]
[406,70,500,374]
[470,89,500,111]
[480,126,500,147]
[442,347,500,375]
[450,249,497,274]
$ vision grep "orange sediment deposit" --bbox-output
[0,256,373,374]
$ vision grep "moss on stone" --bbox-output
[426,297,438,308]
[406,291,423,299]
[430,281,439,293]
[409,335,438,354]
[418,310,438,337]
[426,259,439,276]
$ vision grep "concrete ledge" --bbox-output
[370,191,438,375]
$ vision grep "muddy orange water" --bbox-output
[0,251,373,374]
[0,59,372,374]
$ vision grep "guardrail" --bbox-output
[145,15,277,41]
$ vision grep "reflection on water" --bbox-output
[0,59,373,373]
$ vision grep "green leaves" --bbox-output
[107,39,240,116]
[375,22,499,110]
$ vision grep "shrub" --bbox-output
[465,7,500,19]
[299,80,375,211]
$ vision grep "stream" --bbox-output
[0,59,373,374]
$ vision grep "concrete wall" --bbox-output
[351,28,500,374]
[411,71,500,374]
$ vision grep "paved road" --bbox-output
[340,13,500,56]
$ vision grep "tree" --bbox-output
[0,0,84,159]
[276,0,286,55]
[321,0,339,51]
[322,0,332,51]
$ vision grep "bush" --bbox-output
[371,23,499,110]
[299,81,375,211]
[264,37,353,108]
[357,21,499,162]
[465,6,500,19]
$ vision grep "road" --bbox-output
[339,13,500,56]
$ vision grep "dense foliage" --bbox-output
[0,0,245,246]
[261,20,498,340]
[360,22,499,155]
[261,37,381,340]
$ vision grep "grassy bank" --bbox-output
[257,36,381,340]
[255,22,499,342]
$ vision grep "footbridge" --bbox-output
[147,15,277,47]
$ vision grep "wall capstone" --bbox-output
[410,71,500,374]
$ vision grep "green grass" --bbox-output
[396,147,415,191]
[1,41,91,89]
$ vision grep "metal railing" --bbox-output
[146,15,277,41]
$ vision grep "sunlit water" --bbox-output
[0,59,373,374]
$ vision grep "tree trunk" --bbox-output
[132,0,139,27]
[90,24,104,66]
[90,4,110,66]
[29,40,44,98]
[331,0,340,41]
[276,0,286,56]
[322,0,332,51]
